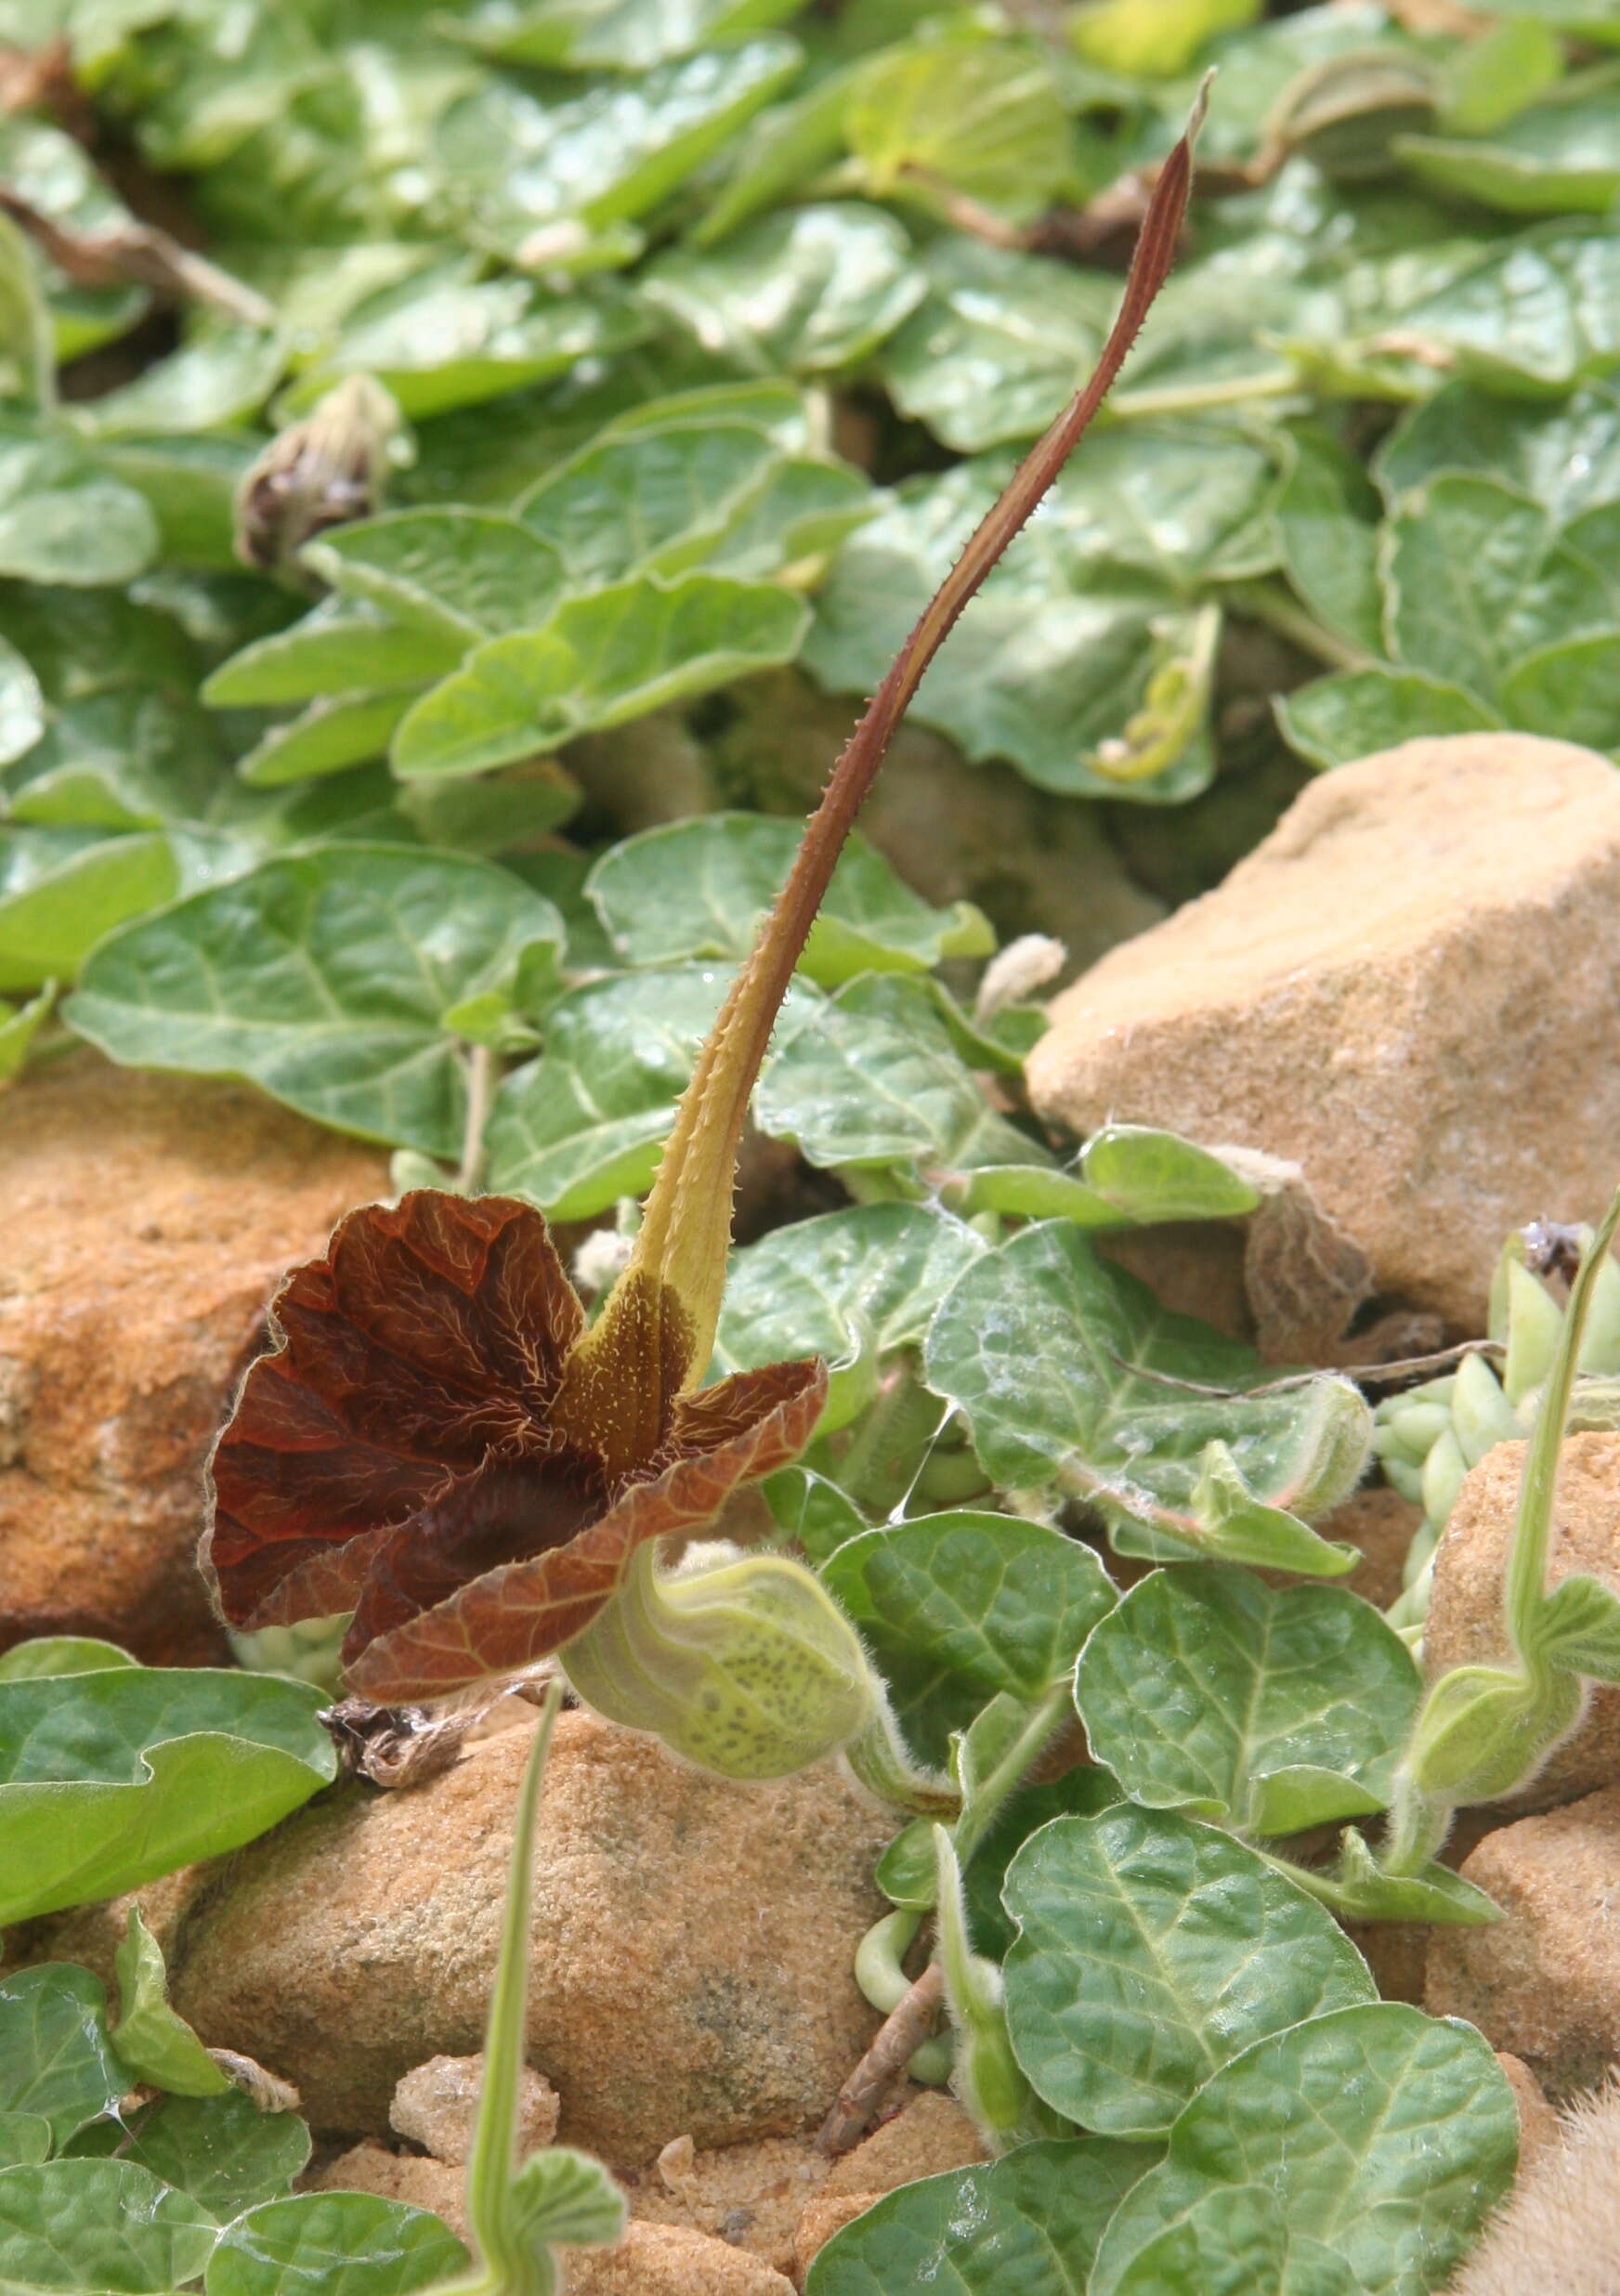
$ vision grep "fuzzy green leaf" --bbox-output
[1002,1810,1375,2139]
[755,972,1044,1179]
[715,1201,988,1435]
[806,2135,1157,2296]
[0,637,45,769]
[1089,2005,1518,2296]
[434,40,801,259]
[452,0,801,71]
[205,2194,467,2296]
[0,431,157,587]
[1075,1567,1420,1833]
[0,828,179,993]
[1382,474,1617,707]
[287,265,647,421]
[81,2092,310,2223]
[1109,2183,1355,2296]
[878,240,1111,453]
[0,1668,337,1925]
[0,1640,137,1682]
[845,40,1072,225]
[302,512,567,645]
[66,847,563,1156]
[641,202,922,376]
[586,812,989,985]
[203,602,463,710]
[0,2159,218,2294]
[111,1907,229,2098]
[924,1223,1368,1571]
[0,1967,127,2151]
[1277,670,1499,772]
[1499,630,1620,751]
[486,961,807,1217]
[805,425,1281,795]
[392,573,808,779]
[1376,377,1620,521]
[1393,223,1620,391]
[1396,93,1620,220]
[822,1512,1115,1764]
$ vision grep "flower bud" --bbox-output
[561,1544,876,1781]
[234,375,403,576]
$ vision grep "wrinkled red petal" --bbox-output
[341,1448,608,1657]
[279,1192,583,1458]
[344,1355,828,1702]
[663,1358,830,1462]
[204,1192,589,1629]
[204,1353,448,1624]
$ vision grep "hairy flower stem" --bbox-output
[1382,1182,1620,1877]
[573,84,1209,1418]
[441,1676,567,2296]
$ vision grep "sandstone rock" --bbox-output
[1426,1434,1620,1809]
[168,1712,895,2159]
[390,2055,558,2167]
[1026,735,1620,1337]
[571,2223,794,2296]
[794,2192,881,2276]
[631,2133,828,2276]
[1321,1483,1422,1611]
[0,1056,386,1663]
[1426,1785,1620,2098]
[822,2092,986,2198]
[313,2144,467,2239]
[1496,2053,1560,2166]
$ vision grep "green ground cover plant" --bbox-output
[5,3,1620,2292]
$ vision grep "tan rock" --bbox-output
[1426,1434,1620,1809]
[630,2133,829,2276]
[168,1712,895,2159]
[312,2144,468,2240]
[1425,1785,1620,2098]
[1026,735,1620,1336]
[1341,1917,1427,2009]
[390,2055,559,2167]
[1495,2053,1560,2166]
[571,2222,794,2296]
[793,2192,882,2277]
[0,1056,386,1663]
[1316,1483,1422,1612]
[823,2092,986,2198]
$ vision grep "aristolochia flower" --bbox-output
[200,95,1204,1755]
[203,1188,825,1705]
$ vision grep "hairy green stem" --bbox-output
[952,1682,1073,1872]
[1504,1185,1620,1658]
[443,1677,565,2296]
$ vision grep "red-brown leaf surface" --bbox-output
[202,1190,824,1702]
